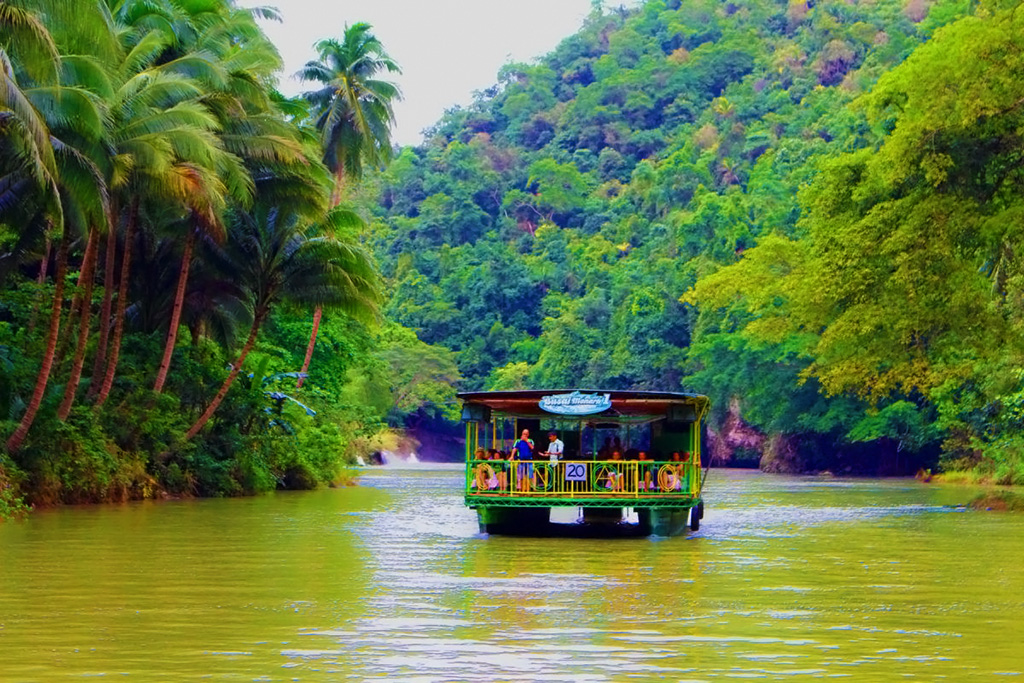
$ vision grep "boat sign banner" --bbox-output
[539,391,612,416]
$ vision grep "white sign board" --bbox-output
[539,391,612,416]
[564,463,587,482]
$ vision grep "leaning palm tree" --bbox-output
[182,203,380,440]
[295,22,400,387]
[2,1,111,448]
[152,4,311,394]
[91,45,242,407]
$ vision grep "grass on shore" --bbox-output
[965,489,1024,511]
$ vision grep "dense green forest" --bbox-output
[0,0,459,517]
[359,0,1023,481]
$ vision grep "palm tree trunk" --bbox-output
[26,237,52,336]
[56,229,97,368]
[153,227,195,393]
[88,209,119,398]
[184,311,265,441]
[38,238,51,284]
[297,171,346,389]
[94,199,138,409]
[57,226,100,420]
[6,233,69,453]
[295,306,321,388]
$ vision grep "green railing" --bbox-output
[465,459,701,502]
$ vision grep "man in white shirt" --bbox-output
[546,431,564,464]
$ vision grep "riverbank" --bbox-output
[0,447,366,521]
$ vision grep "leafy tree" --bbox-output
[184,205,380,440]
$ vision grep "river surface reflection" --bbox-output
[1,467,1022,681]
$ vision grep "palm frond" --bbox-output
[24,85,105,141]
[0,49,57,184]
[0,1,60,84]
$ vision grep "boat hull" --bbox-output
[474,502,701,537]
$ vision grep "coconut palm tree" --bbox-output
[152,4,311,394]
[91,44,243,407]
[2,1,111,446]
[299,22,401,195]
[182,203,380,440]
[295,22,400,387]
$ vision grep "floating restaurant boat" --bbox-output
[459,390,710,537]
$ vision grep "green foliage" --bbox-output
[688,1,1024,476]
[0,454,29,519]
[0,1,414,509]
[376,323,461,422]
[358,0,979,473]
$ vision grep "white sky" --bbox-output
[243,0,601,146]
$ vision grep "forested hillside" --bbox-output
[363,0,1020,476]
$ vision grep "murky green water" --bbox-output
[1,468,1022,681]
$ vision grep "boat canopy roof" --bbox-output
[457,389,709,423]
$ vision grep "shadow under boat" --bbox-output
[477,505,700,538]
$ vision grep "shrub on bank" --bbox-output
[0,454,28,519]
[0,328,374,515]
[938,435,1024,487]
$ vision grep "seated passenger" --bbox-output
[608,450,625,492]
[638,451,654,491]
[491,450,508,490]
[665,451,684,491]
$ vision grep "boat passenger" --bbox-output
[492,450,508,491]
[638,451,654,491]
[666,451,684,491]
[608,450,624,492]
[511,429,535,492]
[545,431,563,465]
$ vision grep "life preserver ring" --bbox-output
[658,465,680,492]
[474,463,496,490]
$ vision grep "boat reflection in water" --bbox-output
[458,389,710,537]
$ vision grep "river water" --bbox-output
[1,467,1022,681]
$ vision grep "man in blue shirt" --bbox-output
[511,429,534,492]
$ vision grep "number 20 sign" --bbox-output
[564,463,587,482]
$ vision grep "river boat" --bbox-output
[459,390,710,537]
